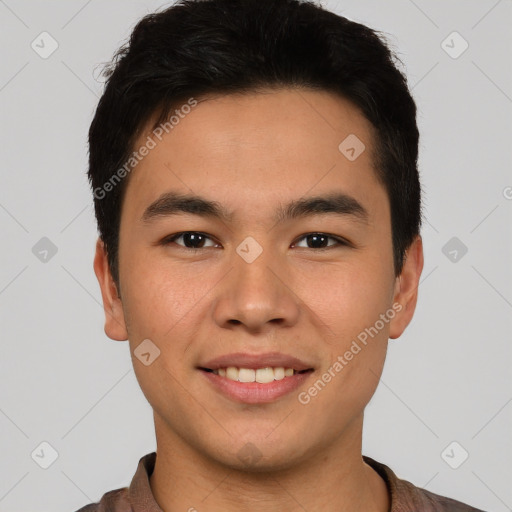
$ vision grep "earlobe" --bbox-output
[93,237,129,341]
[388,235,424,339]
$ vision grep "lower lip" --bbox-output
[200,370,313,404]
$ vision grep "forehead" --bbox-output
[121,88,387,225]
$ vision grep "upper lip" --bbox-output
[199,352,314,372]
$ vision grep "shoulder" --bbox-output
[415,486,486,512]
[73,452,157,512]
[363,456,486,512]
[74,487,131,512]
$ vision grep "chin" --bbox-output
[221,449,304,474]
[206,434,311,474]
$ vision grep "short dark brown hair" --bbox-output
[88,0,421,288]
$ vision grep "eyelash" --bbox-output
[161,231,350,250]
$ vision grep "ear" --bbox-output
[93,237,128,341]
[388,235,424,339]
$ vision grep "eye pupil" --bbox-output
[184,232,204,248]
[307,234,328,248]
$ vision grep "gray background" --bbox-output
[0,0,511,511]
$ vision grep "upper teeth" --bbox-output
[214,367,295,383]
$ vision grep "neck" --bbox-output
[149,414,389,512]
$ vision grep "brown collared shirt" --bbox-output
[75,452,486,511]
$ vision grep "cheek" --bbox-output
[308,314,389,420]
[299,259,395,340]
[120,263,206,412]
[298,257,393,406]
[119,246,208,337]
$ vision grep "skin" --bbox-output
[94,88,423,512]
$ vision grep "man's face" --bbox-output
[96,88,421,470]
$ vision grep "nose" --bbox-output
[211,242,301,334]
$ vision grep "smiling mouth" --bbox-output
[199,366,313,383]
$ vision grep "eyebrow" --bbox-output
[141,191,369,225]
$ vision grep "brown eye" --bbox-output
[163,232,218,249]
[293,233,347,249]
